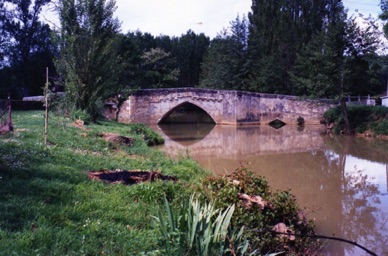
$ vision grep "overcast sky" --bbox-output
[42,0,383,38]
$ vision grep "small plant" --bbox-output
[152,195,251,256]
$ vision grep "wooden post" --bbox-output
[44,67,49,145]
[7,93,13,132]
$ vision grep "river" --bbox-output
[152,123,388,256]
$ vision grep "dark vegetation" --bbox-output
[1,0,388,122]
[0,111,321,255]
[324,105,388,136]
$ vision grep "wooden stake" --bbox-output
[44,67,49,145]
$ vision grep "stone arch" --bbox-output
[157,101,217,124]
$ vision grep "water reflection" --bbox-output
[158,123,215,146]
[153,124,388,256]
[155,124,326,158]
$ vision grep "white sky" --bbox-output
[114,0,251,38]
[41,0,383,38]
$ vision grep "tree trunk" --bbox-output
[340,98,351,135]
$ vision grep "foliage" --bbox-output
[247,0,335,94]
[289,1,347,98]
[379,0,388,38]
[200,15,249,91]
[117,30,210,89]
[0,0,55,98]
[152,195,251,256]
[203,166,320,255]
[370,120,388,135]
[140,47,180,88]
[343,15,383,96]
[290,25,345,98]
[174,30,210,87]
[324,105,388,135]
[55,0,121,121]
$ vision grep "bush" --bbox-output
[202,166,320,254]
[324,105,388,135]
[323,107,341,124]
[130,123,164,146]
[370,120,388,135]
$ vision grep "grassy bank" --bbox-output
[1,111,318,255]
[324,105,388,136]
[0,111,208,255]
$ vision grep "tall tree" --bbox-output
[290,12,382,98]
[247,0,329,94]
[290,1,348,98]
[200,15,249,90]
[1,0,54,97]
[55,0,120,121]
[343,15,382,96]
[173,30,210,87]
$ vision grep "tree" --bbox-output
[55,0,120,121]
[0,1,7,66]
[343,15,383,96]
[173,30,210,87]
[0,0,54,98]
[247,0,330,94]
[200,15,249,90]
[290,1,348,98]
[140,47,179,88]
[380,0,388,38]
[290,12,382,98]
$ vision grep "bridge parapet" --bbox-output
[117,88,337,125]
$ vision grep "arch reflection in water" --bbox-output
[153,123,388,256]
[158,124,326,158]
[158,123,215,147]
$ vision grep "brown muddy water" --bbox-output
[152,123,388,256]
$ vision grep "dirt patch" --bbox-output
[88,170,177,185]
[98,132,135,146]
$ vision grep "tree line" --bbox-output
[0,0,388,121]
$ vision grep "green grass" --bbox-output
[1,111,321,255]
[0,111,209,255]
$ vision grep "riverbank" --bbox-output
[0,111,318,255]
[324,105,388,138]
[0,111,209,254]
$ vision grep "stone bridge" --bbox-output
[116,88,336,125]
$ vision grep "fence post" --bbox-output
[7,93,13,131]
[44,67,49,145]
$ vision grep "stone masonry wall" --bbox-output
[117,88,337,125]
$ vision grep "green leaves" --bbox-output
[56,0,121,121]
[152,195,249,256]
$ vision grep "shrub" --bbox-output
[370,120,388,135]
[324,105,388,135]
[202,166,320,254]
[323,107,341,124]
